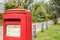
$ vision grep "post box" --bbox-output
[3,9,32,40]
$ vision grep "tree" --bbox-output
[50,0,60,24]
[5,0,33,10]
[5,0,16,10]
[16,0,33,9]
[5,0,52,22]
[31,2,51,22]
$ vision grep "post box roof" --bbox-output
[8,9,30,11]
[3,9,31,15]
[8,9,26,11]
[4,9,30,14]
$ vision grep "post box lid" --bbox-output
[4,9,31,14]
[8,9,26,11]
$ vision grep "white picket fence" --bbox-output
[32,20,54,33]
[32,18,60,37]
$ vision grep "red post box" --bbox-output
[3,9,32,40]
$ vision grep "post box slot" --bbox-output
[4,19,20,21]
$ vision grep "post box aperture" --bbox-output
[3,9,32,40]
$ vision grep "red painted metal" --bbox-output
[3,9,32,40]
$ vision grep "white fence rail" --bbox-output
[32,20,54,33]
[32,18,60,37]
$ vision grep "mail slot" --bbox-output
[3,9,32,40]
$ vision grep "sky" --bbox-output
[0,0,49,3]
[34,0,49,3]
[44,0,49,2]
[0,0,4,2]
[0,0,49,13]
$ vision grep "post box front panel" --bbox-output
[6,24,20,37]
[3,14,27,40]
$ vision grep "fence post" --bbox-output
[46,22,48,29]
[33,24,36,38]
[41,23,44,32]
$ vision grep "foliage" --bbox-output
[50,0,60,24]
[4,0,53,23]
[5,0,33,9]
[0,13,2,26]
[5,2,15,10]
[0,13,2,20]
[31,2,52,22]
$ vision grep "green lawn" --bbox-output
[33,23,60,40]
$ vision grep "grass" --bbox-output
[33,23,60,40]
